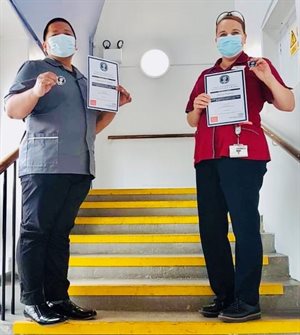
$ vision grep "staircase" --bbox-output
[11,188,300,334]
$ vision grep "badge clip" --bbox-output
[229,125,248,158]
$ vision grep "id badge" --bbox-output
[229,144,248,158]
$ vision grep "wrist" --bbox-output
[30,87,43,99]
[262,73,276,87]
[192,108,202,115]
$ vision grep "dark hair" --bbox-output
[43,17,76,41]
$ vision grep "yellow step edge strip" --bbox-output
[88,188,197,195]
[75,215,231,225]
[13,318,300,335]
[80,200,197,209]
[69,233,236,243]
[68,282,283,296]
[69,255,269,267]
[75,216,199,225]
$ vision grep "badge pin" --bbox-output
[57,76,66,86]
[248,60,256,68]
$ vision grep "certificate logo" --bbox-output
[220,74,229,84]
[100,62,108,72]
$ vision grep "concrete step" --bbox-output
[86,194,197,202]
[73,222,199,234]
[88,188,197,195]
[73,214,267,234]
[78,207,199,216]
[67,279,300,313]
[73,215,200,234]
[86,188,197,202]
[80,200,198,209]
[74,215,201,236]
[75,215,234,225]
[12,311,300,335]
[67,254,289,280]
[78,200,198,216]
[69,232,275,254]
[68,279,284,296]
[73,215,263,236]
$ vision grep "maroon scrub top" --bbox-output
[186,52,290,164]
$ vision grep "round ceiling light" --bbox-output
[140,49,170,78]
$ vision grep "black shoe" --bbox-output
[24,303,68,325]
[218,299,261,322]
[47,300,97,320]
[200,298,231,318]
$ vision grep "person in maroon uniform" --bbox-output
[185,11,294,323]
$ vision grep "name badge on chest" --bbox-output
[229,125,248,158]
[229,144,248,158]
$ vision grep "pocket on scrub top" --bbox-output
[26,132,59,168]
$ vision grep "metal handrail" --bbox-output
[108,133,194,140]
[107,126,300,162]
[261,124,300,162]
[0,149,19,175]
[0,149,18,320]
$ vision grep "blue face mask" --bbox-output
[217,34,243,58]
[47,34,76,58]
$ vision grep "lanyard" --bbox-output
[235,125,241,144]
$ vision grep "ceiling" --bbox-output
[9,0,105,51]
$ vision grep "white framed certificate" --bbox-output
[204,69,248,127]
[87,56,119,112]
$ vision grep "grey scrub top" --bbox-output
[6,58,98,177]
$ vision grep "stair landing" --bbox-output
[13,311,300,335]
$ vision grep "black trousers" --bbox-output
[17,174,91,305]
[195,158,267,305]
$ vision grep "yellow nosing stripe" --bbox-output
[69,255,269,267]
[80,200,197,209]
[88,188,197,195]
[75,216,199,225]
[75,215,231,225]
[13,318,300,334]
[69,233,236,243]
[68,282,283,296]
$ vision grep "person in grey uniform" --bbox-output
[5,17,132,326]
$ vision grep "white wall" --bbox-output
[0,0,28,272]
[235,0,272,56]
[235,0,300,280]
[261,0,300,280]
[260,0,300,147]
[0,0,28,156]
[93,0,234,188]
[260,139,300,280]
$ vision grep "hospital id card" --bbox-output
[229,144,248,158]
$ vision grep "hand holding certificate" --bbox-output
[87,56,119,112]
[204,69,248,126]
